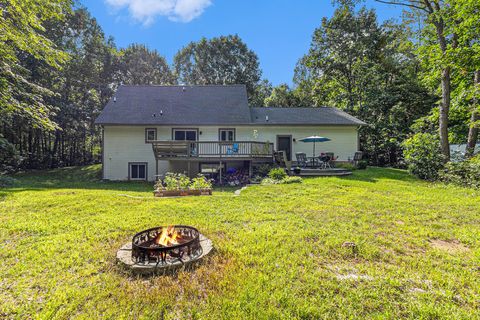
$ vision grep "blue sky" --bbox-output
[80,0,403,86]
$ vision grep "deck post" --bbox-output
[156,159,158,180]
[219,161,222,184]
[187,161,191,177]
[248,160,252,178]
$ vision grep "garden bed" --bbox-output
[153,189,212,197]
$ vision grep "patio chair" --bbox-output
[318,154,332,169]
[325,152,338,168]
[274,150,292,173]
[295,152,308,168]
[352,151,363,165]
[227,143,239,155]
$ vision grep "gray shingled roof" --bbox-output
[95,85,251,125]
[95,85,366,126]
[250,107,366,125]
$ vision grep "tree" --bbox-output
[249,79,273,106]
[447,0,480,158]
[295,5,433,165]
[264,84,306,107]
[373,0,479,161]
[117,44,175,85]
[0,0,72,130]
[0,6,119,169]
[174,35,261,102]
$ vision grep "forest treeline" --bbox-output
[0,0,478,174]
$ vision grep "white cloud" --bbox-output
[105,0,212,25]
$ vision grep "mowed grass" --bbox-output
[1,165,479,319]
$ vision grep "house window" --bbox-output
[219,128,235,142]
[129,163,147,180]
[145,128,157,142]
[173,129,198,141]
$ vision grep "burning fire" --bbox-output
[155,225,181,246]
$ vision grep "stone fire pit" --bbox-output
[117,225,213,275]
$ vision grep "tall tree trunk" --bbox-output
[439,66,451,161]
[465,70,480,158]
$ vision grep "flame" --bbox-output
[155,225,181,246]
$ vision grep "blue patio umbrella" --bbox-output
[299,136,331,157]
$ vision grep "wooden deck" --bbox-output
[150,140,274,161]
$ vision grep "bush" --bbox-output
[190,174,213,190]
[402,133,445,180]
[261,178,279,185]
[261,176,302,185]
[356,160,368,170]
[439,154,480,189]
[254,163,275,177]
[162,172,191,190]
[0,135,22,174]
[268,167,287,180]
[281,176,302,184]
[0,176,16,188]
[156,173,212,191]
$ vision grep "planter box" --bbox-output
[153,189,212,197]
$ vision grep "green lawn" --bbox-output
[1,166,479,319]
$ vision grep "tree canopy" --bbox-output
[174,35,262,102]
[117,44,175,85]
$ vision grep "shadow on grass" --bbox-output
[340,167,420,184]
[2,165,422,195]
[3,165,239,195]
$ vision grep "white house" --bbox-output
[95,85,366,181]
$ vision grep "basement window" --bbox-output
[129,163,147,180]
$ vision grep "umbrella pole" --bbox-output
[313,141,316,157]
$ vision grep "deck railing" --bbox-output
[151,141,274,159]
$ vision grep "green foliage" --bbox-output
[0,175,16,188]
[264,83,310,107]
[267,167,287,181]
[356,160,368,170]
[117,44,175,85]
[0,0,72,131]
[249,79,273,107]
[254,163,275,177]
[295,5,434,166]
[190,174,213,190]
[439,155,480,189]
[402,133,445,180]
[0,135,22,173]
[174,35,261,103]
[280,176,303,184]
[261,176,302,185]
[162,172,188,190]
[157,173,212,191]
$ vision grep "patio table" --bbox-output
[307,157,320,168]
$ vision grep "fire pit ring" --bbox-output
[117,225,213,274]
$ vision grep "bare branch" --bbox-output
[374,0,429,12]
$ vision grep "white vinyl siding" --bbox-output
[102,125,359,181]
